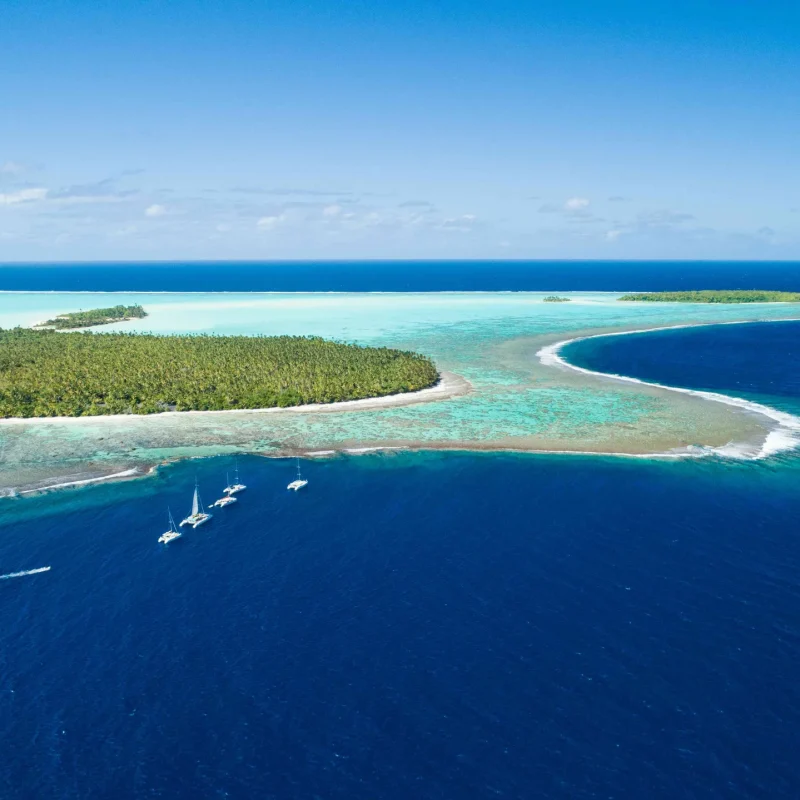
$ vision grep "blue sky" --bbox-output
[2,0,799,260]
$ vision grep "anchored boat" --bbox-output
[213,473,239,508]
[158,508,182,544]
[287,458,308,491]
[224,462,246,496]
[180,481,212,528]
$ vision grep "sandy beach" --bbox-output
[0,371,471,428]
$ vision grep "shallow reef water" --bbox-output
[1,291,799,490]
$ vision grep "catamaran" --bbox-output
[213,473,239,508]
[180,481,212,528]
[287,458,308,491]
[224,462,246,496]
[158,508,182,544]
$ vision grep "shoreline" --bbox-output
[0,371,471,427]
[537,318,800,460]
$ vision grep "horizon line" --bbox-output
[2,258,800,266]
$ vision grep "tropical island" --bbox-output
[618,290,800,303]
[35,304,148,329]
[0,328,439,417]
[543,296,571,302]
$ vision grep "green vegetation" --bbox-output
[0,329,439,418]
[618,290,800,304]
[37,304,148,329]
[542,296,571,303]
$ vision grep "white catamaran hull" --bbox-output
[213,497,238,508]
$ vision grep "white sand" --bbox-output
[0,371,471,427]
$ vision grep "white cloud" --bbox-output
[1,161,25,176]
[0,187,48,205]
[605,229,624,241]
[257,214,285,230]
[145,204,167,217]
[322,204,342,217]
[439,214,478,233]
[216,223,232,232]
[564,197,590,211]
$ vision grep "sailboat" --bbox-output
[287,458,308,491]
[224,461,246,496]
[180,480,212,528]
[158,508,182,544]
[212,472,239,508]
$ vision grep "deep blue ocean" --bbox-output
[1,260,799,292]
[564,320,800,416]
[2,262,800,799]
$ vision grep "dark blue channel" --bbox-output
[563,319,800,414]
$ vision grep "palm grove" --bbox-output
[0,328,439,418]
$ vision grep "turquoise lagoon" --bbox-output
[2,291,799,492]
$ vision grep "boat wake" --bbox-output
[537,322,800,461]
[0,566,51,580]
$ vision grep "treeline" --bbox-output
[618,290,800,304]
[39,304,148,329]
[0,329,439,418]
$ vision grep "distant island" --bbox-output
[543,296,571,303]
[618,290,800,304]
[36,304,148,330]
[0,329,439,417]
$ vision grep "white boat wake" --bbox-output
[0,566,51,580]
[537,320,800,461]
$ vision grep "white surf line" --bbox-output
[537,319,800,460]
[343,446,409,454]
[0,566,51,580]
[17,468,140,495]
